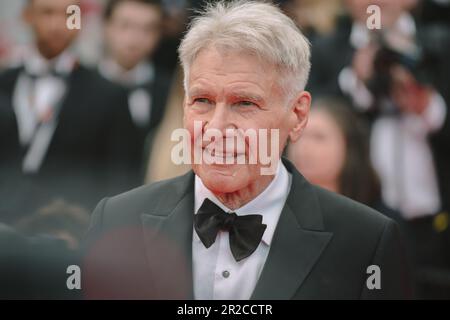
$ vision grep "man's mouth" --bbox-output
[203,145,246,163]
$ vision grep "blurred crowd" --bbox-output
[0,0,449,299]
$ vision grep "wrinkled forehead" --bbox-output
[190,43,287,75]
[186,45,288,96]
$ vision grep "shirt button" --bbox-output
[222,270,230,278]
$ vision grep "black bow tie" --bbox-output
[194,198,267,262]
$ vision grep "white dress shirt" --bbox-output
[192,161,292,300]
[13,48,74,173]
[99,58,154,127]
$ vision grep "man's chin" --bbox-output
[196,164,247,194]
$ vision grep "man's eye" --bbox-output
[236,101,257,107]
[193,98,212,104]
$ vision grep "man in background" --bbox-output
[100,0,172,179]
[308,0,450,297]
[0,0,141,223]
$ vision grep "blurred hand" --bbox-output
[390,65,432,115]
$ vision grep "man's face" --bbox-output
[184,46,309,194]
[105,1,162,70]
[23,0,79,59]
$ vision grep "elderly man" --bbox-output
[83,1,412,299]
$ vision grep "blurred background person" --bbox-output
[281,0,342,44]
[0,0,106,67]
[287,97,390,215]
[306,0,450,297]
[144,67,191,183]
[308,0,422,97]
[99,0,173,180]
[0,0,141,224]
[308,0,449,237]
[286,96,450,298]
[152,0,188,73]
[367,52,450,297]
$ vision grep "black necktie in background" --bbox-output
[194,198,267,262]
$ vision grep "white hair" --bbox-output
[178,0,311,100]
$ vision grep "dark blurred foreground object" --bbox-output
[15,199,90,250]
[82,224,192,299]
[0,223,81,299]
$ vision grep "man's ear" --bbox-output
[288,91,311,143]
[182,96,188,124]
[182,96,187,110]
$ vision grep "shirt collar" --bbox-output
[23,46,76,77]
[194,160,292,246]
[99,58,155,86]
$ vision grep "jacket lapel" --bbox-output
[139,159,333,300]
[140,171,196,299]
[250,159,333,299]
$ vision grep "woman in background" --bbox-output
[287,96,450,298]
[287,96,398,218]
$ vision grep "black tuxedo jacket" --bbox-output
[82,159,412,299]
[0,65,141,222]
[101,64,172,179]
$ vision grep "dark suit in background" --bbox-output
[0,64,141,223]
[98,62,173,180]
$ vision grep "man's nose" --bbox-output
[204,103,235,133]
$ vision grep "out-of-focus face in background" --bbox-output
[344,0,417,27]
[184,47,310,197]
[22,0,80,59]
[283,0,341,35]
[288,108,346,192]
[105,1,162,70]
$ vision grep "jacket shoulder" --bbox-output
[96,172,194,226]
[312,185,392,236]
